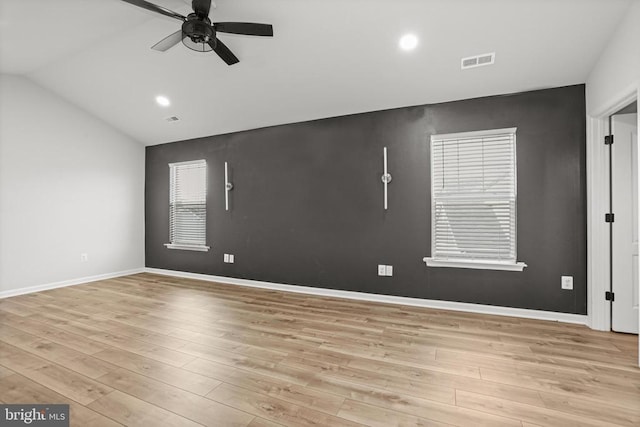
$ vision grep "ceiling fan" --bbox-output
[120,0,273,65]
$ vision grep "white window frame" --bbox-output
[424,128,526,271]
[164,159,210,252]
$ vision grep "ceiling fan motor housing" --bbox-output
[182,14,215,52]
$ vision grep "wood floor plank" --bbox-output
[455,389,622,427]
[479,366,640,410]
[96,368,254,426]
[180,340,288,364]
[85,331,197,367]
[0,326,117,379]
[26,311,111,339]
[1,272,638,427]
[185,357,345,415]
[537,390,640,427]
[347,354,481,379]
[307,374,456,407]
[1,342,114,406]
[307,375,521,427]
[0,373,121,427]
[88,390,201,427]
[435,346,588,375]
[337,399,450,427]
[207,383,362,427]
[1,312,111,355]
[27,363,113,406]
[26,339,116,380]
[92,347,221,396]
[0,364,15,378]
[0,299,42,316]
[281,356,391,389]
[184,326,324,356]
[0,341,50,371]
[246,417,285,427]
[185,356,316,388]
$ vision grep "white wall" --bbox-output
[0,75,145,295]
[586,1,640,114]
[585,1,639,364]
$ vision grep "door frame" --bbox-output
[587,84,638,333]
[611,112,638,333]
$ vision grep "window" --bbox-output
[165,160,209,252]
[424,128,526,271]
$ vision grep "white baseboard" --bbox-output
[0,268,145,299]
[145,268,588,326]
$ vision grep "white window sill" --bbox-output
[423,257,527,271]
[165,243,210,252]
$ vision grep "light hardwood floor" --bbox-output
[0,273,638,426]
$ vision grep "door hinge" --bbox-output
[605,291,615,302]
[605,213,615,223]
[605,135,614,145]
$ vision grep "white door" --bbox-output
[612,113,638,334]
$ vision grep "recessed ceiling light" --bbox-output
[399,34,418,51]
[155,95,171,107]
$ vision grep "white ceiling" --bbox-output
[0,0,633,145]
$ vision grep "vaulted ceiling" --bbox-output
[0,0,633,145]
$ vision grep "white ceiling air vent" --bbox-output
[461,52,495,70]
[166,116,180,122]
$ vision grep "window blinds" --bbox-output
[169,160,207,247]
[430,129,517,263]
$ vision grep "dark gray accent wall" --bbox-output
[146,85,587,314]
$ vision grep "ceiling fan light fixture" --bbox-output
[182,36,213,52]
[182,18,215,52]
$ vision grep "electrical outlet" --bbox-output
[80,253,88,262]
[224,254,229,263]
[228,254,234,263]
[378,265,386,276]
[385,265,393,276]
[561,276,573,290]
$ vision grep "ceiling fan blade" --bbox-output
[214,22,273,37]
[120,0,186,21]
[151,30,184,52]
[208,38,239,65]
[192,0,212,18]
